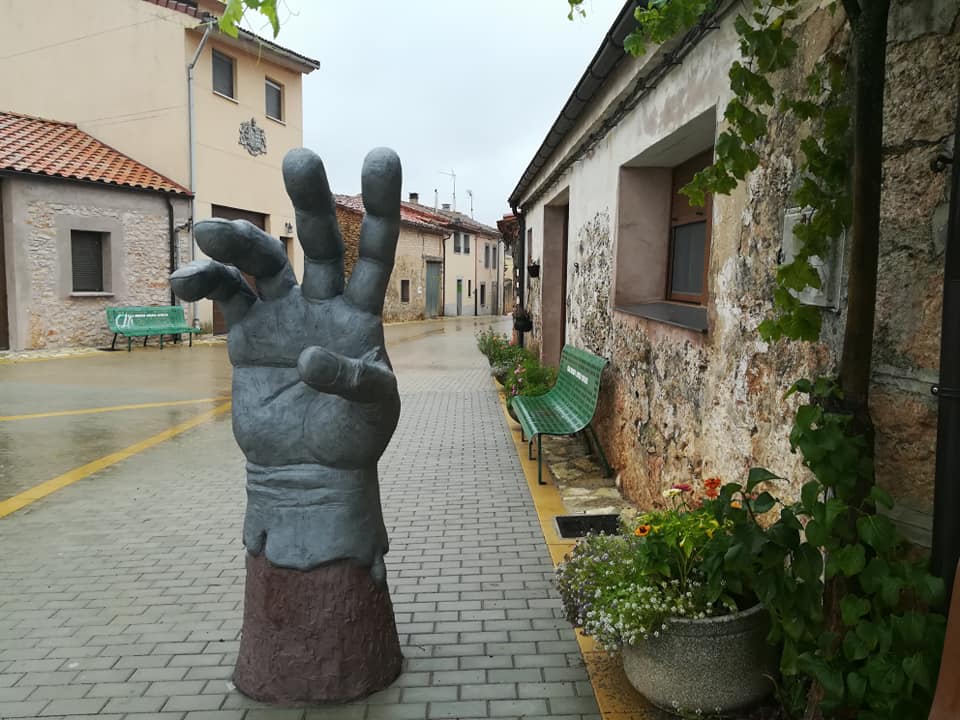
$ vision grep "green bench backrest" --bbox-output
[551,346,608,425]
[106,306,186,332]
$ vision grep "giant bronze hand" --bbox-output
[172,148,400,579]
[169,148,404,703]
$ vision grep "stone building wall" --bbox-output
[3,177,190,350]
[522,0,958,540]
[336,206,444,322]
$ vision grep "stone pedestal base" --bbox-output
[234,553,402,704]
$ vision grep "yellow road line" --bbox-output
[0,401,231,519]
[0,397,228,422]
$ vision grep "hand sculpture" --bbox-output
[171,148,401,585]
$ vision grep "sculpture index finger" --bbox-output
[344,148,402,316]
[283,149,345,301]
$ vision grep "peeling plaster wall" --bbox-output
[518,0,959,536]
[4,177,189,351]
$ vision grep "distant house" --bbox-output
[0,0,320,334]
[334,195,446,322]
[404,195,505,317]
[0,111,192,350]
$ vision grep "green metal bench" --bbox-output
[512,345,611,485]
[106,306,200,352]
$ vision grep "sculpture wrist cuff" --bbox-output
[243,462,389,574]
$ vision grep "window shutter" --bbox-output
[71,231,104,292]
[213,50,234,98]
[265,80,282,120]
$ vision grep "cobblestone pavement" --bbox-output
[0,316,600,720]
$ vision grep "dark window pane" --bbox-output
[484,244,490,268]
[265,80,282,119]
[670,222,706,297]
[454,232,461,253]
[213,50,234,98]
[480,284,486,306]
[463,234,470,253]
[400,279,410,303]
[71,231,103,292]
[493,247,497,269]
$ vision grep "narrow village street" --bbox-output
[0,316,601,720]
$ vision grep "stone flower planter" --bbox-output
[622,604,778,716]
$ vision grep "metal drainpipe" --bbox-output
[931,86,960,604]
[186,18,215,326]
[166,196,177,307]
[513,207,526,348]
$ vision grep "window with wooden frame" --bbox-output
[400,279,410,303]
[453,232,461,253]
[265,78,283,121]
[463,234,470,254]
[70,230,105,292]
[484,244,490,269]
[666,150,712,304]
[479,283,486,306]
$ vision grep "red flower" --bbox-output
[706,487,719,499]
[704,477,722,490]
[671,483,693,493]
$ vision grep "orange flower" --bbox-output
[706,488,719,499]
[730,501,742,509]
[704,477,722,490]
[634,524,651,537]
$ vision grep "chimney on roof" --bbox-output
[442,203,451,211]
[409,192,419,204]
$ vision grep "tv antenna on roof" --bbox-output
[439,169,456,212]
[466,190,474,218]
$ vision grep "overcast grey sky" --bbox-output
[242,1,624,226]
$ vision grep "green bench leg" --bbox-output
[188,333,193,347]
[143,336,148,348]
[127,336,132,352]
[586,424,612,478]
[111,333,118,351]
[537,435,545,485]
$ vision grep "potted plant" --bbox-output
[502,355,556,422]
[513,305,533,333]
[527,259,540,278]
[555,480,779,716]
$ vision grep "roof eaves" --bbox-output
[508,0,643,209]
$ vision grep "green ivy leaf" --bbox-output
[847,671,867,705]
[869,485,894,509]
[805,518,828,547]
[801,480,821,513]
[902,653,933,691]
[826,543,865,578]
[825,497,848,530]
[840,595,870,626]
[856,514,898,553]
[842,629,869,660]
[751,491,777,514]
[798,653,845,701]
[747,466,781,492]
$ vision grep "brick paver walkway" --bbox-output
[0,319,600,720]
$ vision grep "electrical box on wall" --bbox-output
[781,207,844,310]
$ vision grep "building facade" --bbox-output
[0,0,319,333]
[403,198,504,317]
[510,0,959,544]
[334,196,446,323]
[0,112,192,350]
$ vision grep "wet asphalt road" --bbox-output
[0,316,509,502]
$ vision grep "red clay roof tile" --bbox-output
[0,111,191,196]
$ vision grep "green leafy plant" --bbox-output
[502,355,557,408]
[704,383,947,719]
[556,482,761,650]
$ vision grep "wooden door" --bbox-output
[210,205,267,334]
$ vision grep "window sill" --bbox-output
[266,114,285,125]
[70,291,114,298]
[615,301,708,333]
[213,91,238,103]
